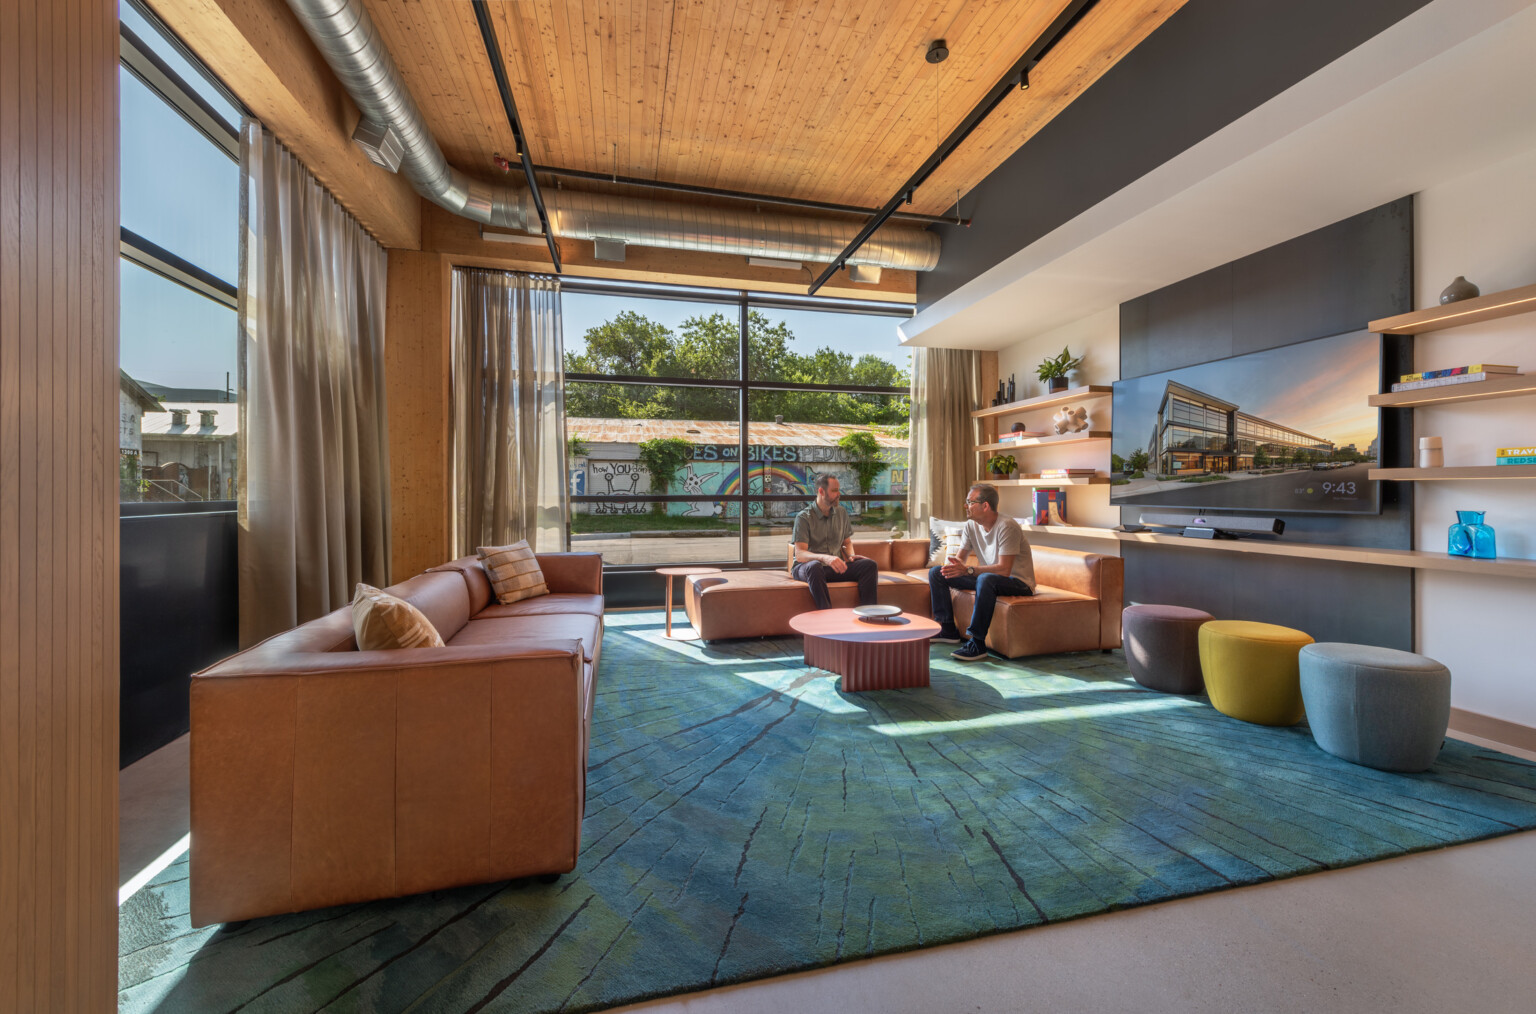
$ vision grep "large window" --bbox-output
[564,283,912,567]
[118,0,241,504]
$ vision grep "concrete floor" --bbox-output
[121,727,1536,1013]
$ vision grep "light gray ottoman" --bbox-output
[1298,642,1451,772]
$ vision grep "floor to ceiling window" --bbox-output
[563,281,912,568]
[117,0,243,765]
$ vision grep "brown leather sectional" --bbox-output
[188,552,603,927]
[684,537,1124,658]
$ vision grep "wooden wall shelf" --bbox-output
[975,431,1110,452]
[1368,281,1536,334]
[1370,465,1536,480]
[984,475,1109,486]
[971,385,1111,420]
[1015,525,1536,579]
[1368,374,1536,407]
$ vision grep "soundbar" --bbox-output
[1139,512,1286,536]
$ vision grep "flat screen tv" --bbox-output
[1110,330,1382,516]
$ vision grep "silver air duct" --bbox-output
[283,0,940,271]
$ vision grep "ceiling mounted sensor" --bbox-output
[926,38,949,64]
[352,118,403,172]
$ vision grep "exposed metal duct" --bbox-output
[282,0,940,271]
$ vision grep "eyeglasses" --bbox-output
[964,498,983,506]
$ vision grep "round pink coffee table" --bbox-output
[788,608,941,692]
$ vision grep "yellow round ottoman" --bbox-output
[1198,620,1314,726]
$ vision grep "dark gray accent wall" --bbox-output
[918,0,1432,309]
[1118,198,1415,649]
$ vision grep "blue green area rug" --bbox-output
[120,611,1536,1012]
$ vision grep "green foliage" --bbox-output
[1111,453,1125,473]
[1035,346,1084,382]
[636,437,693,515]
[985,453,1017,476]
[836,430,889,495]
[1252,446,1270,468]
[1179,474,1230,484]
[1128,449,1150,473]
[566,433,590,460]
[564,310,910,426]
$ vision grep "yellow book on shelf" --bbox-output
[1495,446,1536,457]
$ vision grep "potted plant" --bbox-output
[1036,346,1084,393]
[986,453,1017,480]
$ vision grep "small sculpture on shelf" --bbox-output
[1052,404,1089,434]
[1448,510,1496,559]
[1007,373,1016,403]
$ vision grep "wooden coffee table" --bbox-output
[787,608,941,692]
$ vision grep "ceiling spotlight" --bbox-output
[1018,67,1030,91]
[925,38,949,64]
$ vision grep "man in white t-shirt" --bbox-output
[928,483,1036,661]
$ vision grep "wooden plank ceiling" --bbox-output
[364,0,1186,218]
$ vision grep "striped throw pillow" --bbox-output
[478,541,550,604]
[351,583,445,650]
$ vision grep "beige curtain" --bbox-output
[451,268,567,555]
[237,121,391,647]
[908,347,985,529]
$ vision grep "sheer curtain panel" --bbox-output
[907,347,986,530]
[451,268,567,555]
[238,121,391,647]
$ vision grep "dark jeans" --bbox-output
[792,557,879,610]
[929,566,1033,641]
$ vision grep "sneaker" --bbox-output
[950,639,989,662]
[931,626,963,644]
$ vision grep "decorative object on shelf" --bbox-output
[1011,422,1027,433]
[1448,510,1496,559]
[1036,346,1083,393]
[1052,404,1089,434]
[1032,487,1067,526]
[986,453,1017,479]
[1007,374,1016,403]
[1418,436,1444,469]
[1438,275,1481,304]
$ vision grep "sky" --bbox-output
[1110,330,1382,459]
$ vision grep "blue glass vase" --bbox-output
[1448,510,1496,559]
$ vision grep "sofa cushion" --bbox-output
[385,571,473,642]
[351,584,445,650]
[427,557,493,615]
[454,614,600,663]
[476,593,605,620]
[478,541,549,604]
[928,516,968,565]
[684,568,931,641]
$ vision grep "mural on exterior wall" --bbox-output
[573,443,909,519]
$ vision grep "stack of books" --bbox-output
[998,430,1050,444]
[1390,363,1520,392]
[1497,445,1536,466]
[1038,468,1097,480]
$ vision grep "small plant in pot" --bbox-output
[986,453,1017,479]
[1036,346,1084,393]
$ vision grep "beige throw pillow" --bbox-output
[351,583,445,650]
[927,516,968,566]
[478,541,550,604]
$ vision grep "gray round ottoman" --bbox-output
[1298,642,1451,772]
[1122,604,1213,694]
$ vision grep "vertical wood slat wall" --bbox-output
[1,0,120,1008]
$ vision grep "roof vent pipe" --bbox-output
[282,0,940,270]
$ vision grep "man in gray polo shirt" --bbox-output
[929,482,1035,661]
[790,474,879,610]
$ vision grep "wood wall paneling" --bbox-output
[146,0,421,250]
[1,0,119,1007]
[385,249,453,579]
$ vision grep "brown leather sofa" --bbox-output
[684,538,1123,658]
[189,552,603,927]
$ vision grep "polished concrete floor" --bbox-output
[121,730,1536,1013]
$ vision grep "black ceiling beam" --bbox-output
[472,0,561,272]
[523,163,968,227]
[807,0,1098,295]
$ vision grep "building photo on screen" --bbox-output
[1111,330,1383,515]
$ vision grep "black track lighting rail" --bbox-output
[472,0,561,272]
[807,0,1098,295]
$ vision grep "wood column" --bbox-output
[1,0,121,1008]
[385,248,454,578]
